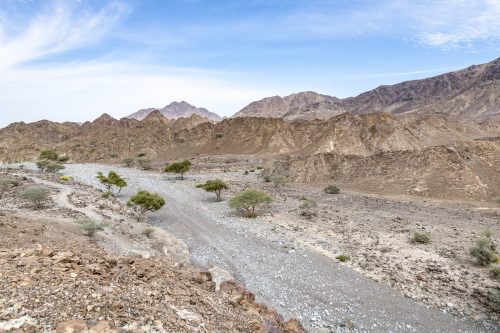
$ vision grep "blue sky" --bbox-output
[0,0,499,127]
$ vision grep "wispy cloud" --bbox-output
[0,0,129,69]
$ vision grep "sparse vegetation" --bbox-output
[379,246,392,253]
[263,175,272,183]
[244,170,249,175]
[410,231,431,244]
[39,149,58,161]
[196,179,229,201]
[470,231,499,266]
[336,254,349,262]
[299,197,317,218]
[45,162,65,173]
[324,185,340,194]
[127,190,165,221]
[142,227,155,238]
[96,171,127,195]
[164,160,191,179]
[0,177,19,199]
[228,188,272,218]
[21,186,50,209]
[36,160,51,172]
[490,266,500,280]
[101,190,113,198]
[271,175,287,188]
[59,175,72,182]
[76,217,106,237]
[123,157,135,167]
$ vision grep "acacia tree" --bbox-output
[229,188,272,218]
[164,160,191,179]
[196,179,228,201]
[127,190,165,221]
[96,171,127,194]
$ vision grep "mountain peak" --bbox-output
[127,101,222,122]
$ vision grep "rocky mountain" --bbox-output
[2,111,499,201]
[127,101,222,122]
[234,57,500,120]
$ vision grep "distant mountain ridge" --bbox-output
[127,101,222,122]
[233,57,500,120]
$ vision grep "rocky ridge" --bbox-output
[127,101,222,122]
[234,57,500,120]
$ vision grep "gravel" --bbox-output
[7,163,498,333]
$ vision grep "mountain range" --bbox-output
[234,57,500,120]
[127,101,222,122]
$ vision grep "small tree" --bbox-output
[45,162,65,173]
[229,188,272,218]
[0,178,19,199]
[96,171,127,194]
[471,231,499,266]
[21,186,50,209]
[164,160,191,179]
[123,157,135,167]
[39,149,58,161]
[76,217,105,237]
[127,190,165,221]
[196,179,229,201]
[271,175,287,188]
[300,197,318,218]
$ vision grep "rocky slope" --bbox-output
[1,112,499,201]
[127,101,222,121]
[234,57,500,120]
[0,169,305,333]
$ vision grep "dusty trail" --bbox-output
[57,164,496,333]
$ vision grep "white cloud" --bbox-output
[0,0,129,69]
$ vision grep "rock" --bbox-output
[55,320,87,333]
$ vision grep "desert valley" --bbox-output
[0,54,499,333]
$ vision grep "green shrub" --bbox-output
[137,152,147,157]
[123,157,135,167]
[96,171,127,195]
[59,176,72,182]
[0,178,19,199]
[336,254,349,262]
[21,186,50,209]
[244,170,249,175]
[490,266,500,280]
[228,188,272,218]
[102,190,113,198]
[410,231,431,244]
[263,175,272,183]
[164,160,191,179]
[324,185,340,194]
[45,162,65,173]
[36,160,51,172]
[127,191,165,221]
[76,217,105,237]
[471,231,499,266]
[142,227,155,238]
[271,175,287,188]
[39,149,58,161]
[196,179,229,201]
[299,197,317,218]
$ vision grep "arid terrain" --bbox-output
[0,167,305,333]
[1,57,499,333]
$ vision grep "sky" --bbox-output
[0,0,499,127]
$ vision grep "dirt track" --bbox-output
[52,163,498,333]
